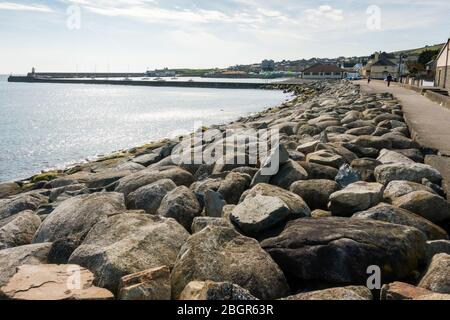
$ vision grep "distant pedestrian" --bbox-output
[386,74,393,87]
[367,76,371,84]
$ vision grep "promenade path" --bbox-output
[355,80,450,157]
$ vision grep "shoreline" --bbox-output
[1,80,449,301]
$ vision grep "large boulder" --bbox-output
[179,281,258,301]
[270,160,308,189]
[0,243,52,287]
[383,180,436,203]
[392,191,450,224]
[375,163,442,185]
[418,253,450,294]
[218,172,250,205]
[0,264,114,300]
[300,161,338,180]
[352,203,448,241]
[33,193,126,245]
[157,186,202,231]
[306,150,345,169]
[377,149,415,165]
[171,226,289,300]
[283,286,372,300]
[126,179,176,214]
[290,179,340,210]
[381,282,432,300]
[352,135,392,150]
[230,195,291,237]
[69,212,189,293]
[114,167,194,197]
[240,184,311,218]
[0,194,47,221]
[328,182,384,216]
[0,211,42,249]
[261,217,426,287]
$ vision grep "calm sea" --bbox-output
[0,75,291,182]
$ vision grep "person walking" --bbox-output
[386,74,393,87]
[367,76,371,84]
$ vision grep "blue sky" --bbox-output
[1,0,449,73]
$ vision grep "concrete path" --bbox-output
[355,80,450,157]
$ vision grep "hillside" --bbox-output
[391,43,445,56]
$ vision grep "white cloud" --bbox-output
[0,2,53,12]
[305,5,344,22]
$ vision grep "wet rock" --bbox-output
[33,192,126,245]
[306,150,345,169]
[0,264,114,300]
[283,286,372,301]
[180,281,258,301]
[157,186,202,231]
[262,217,426,287]
[0,194,47,221]
[350,158,381,182]
[418,253,450,294]
[126,179,176,214]
[352,203,448,241]
[0,243,52,287]
[383,180,436,203]
[118,266,171,300]
[375,163,442,185]
[0,211,42,250]
[69,212,189,293]
[392,191,450,224]
[171,226,289,300]
[270,160,309,189]
[191,217,231,234]
[218,172,251,205]
[240,184,311,219]
[329,182,384,216]
[290,179,340,210]
[115,167,194,197]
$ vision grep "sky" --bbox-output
[0,0,449,74]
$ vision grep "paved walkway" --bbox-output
[355,80,450,157]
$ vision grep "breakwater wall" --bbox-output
[7,76,274,90]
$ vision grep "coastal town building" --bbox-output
[361,52,399,79]
[261,59,275,72]
[435,38,450,89]
[301,64,346,79]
